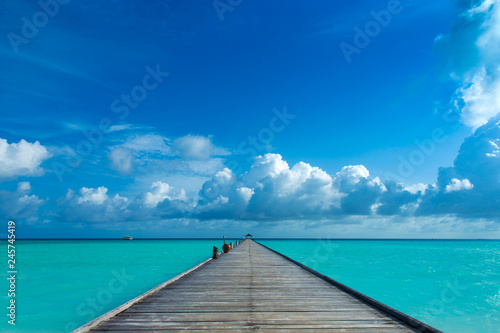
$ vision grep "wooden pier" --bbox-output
[75,239,442,332]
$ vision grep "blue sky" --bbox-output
[1,0,500,238]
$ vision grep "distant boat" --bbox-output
[121,236,133,240]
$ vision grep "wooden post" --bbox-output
[230,242,233,249]
[213,246,219,259]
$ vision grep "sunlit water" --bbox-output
[0,239,232,332]
[260,239,500,333]
[1,239,499,332]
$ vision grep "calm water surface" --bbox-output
[1,239,499,332]
[260,239,500,333]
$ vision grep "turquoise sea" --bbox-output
[1,239,499,332]
[261,240,500,333]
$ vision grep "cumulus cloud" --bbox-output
[198,155,405,220]
[0,182,45,224]
[199,155,339,219]
[376,182,421,216]
[54,115,500,223]
[332,165,388,215]
[445,178,474,192]
[57,153,428,223]
[417,114,500,216]
[404,183,428,194]
[197,142,498,219]
[340,176,387,216]
[0,138,52,180]
[77,187,109,205]
[335,165,370,188]
[458,67,500,128]
[58,188,130,223]
[58,154,338,223]
[437,0,500,127]
[58,181,191,223]
[142,181,187,208]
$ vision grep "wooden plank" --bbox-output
[73,239,442,333]
[91,328,413,333]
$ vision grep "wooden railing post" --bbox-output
[213,246,219,259]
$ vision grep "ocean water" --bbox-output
[0,239,499,332]
[0,239,235,333]
[260,240,500,333]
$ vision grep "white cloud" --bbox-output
[0,138,52,180]
[199,154,339,219]
[445,178,474,192]
[55,154,427,222]
[335,168,387,215]
[54,118,500,223]
[458,67,500,128]
[236,187,254,204]
[108,147,135,175]
[417,114,500,216]
[143,181,172,208]
[58,181,191,223]
[77,186,109,205]
[404,183,429,194]
[486,139,500,157]
[142,181,187,208]
[59,187,129,223]
[0,182,45,224]
[468,0,495,15]
[242,153,290,186]
[172,135,216,159]
[335,165,370,189]
[439,0,500,127]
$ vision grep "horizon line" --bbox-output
[4,237,500,241]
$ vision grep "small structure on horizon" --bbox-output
[245,233,253,239]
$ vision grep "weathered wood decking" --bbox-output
[75,239,442,332]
